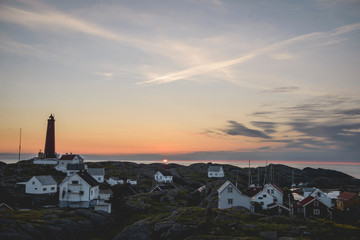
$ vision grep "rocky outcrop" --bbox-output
[0,209,113,240]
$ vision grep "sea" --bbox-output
[2,153,359,179]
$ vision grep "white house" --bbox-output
[218,181,251,210]
[154,171,173,183]
[303,188,333,207]
[66,163,87,176]
[87,168,105,183]
[251,183,283,210]
[99,189,113,201]
[25,175,57,194]
[106,177,124,186]
[55,154,84,173]
[24,176,57,194]
[127,179,137,185]
[208,165,225,178]
[59,170,99,208]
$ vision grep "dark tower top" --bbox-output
[44,114,56,158]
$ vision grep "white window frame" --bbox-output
[313,209,320,215]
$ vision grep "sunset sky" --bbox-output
[1,0,360,161]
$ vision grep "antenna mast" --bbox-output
[17,128,21,174]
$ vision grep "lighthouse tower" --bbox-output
[44,114,56,158]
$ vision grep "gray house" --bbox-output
[218,181,251,210]
[208,165,225,178]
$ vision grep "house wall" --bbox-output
[252,191,276,210]
[264,185,283,205]
[154,172,173,183]
[91,175,104,183]
[218,185,251,210]
[208,168,225,178]
[25,177,57,194]
[337,195,360,211]
[59,175,99,203]
[304,200,330,219]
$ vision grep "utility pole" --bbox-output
[17,128,21,174]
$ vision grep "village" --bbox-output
[1,115,360,239]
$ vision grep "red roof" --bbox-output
[299,196,315,207]
[337,192,356,202]
[59,154,77,160]
[267,183,283,194]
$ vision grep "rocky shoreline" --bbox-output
[1,160,360,239]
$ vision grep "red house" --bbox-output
[336,192,360,211]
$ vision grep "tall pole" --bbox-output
[17,128,21,174]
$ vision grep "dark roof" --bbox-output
[337,192,357,202]
[67,163,85,171]
[157,170,172,176]
[208,165,223,172]
[78,170,99,187]
[87,168,105,176]
[34,176,57,185]
[59,154,83,160]
[299,196,315,207]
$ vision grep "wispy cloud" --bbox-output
[94,72,113,80]
[261,86,299,94]
[209,120,273,139]
[139,22,360,85]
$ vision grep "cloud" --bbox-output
[139,22,360,85]
[94,72,113,80]
[250,95,360,151]
[261,86,299,94]
[269,52,296,60]
[220,120,272,139]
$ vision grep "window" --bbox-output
[313,209,320,215]
[98,177,101,180]
[317,192,321,197]
[263,194,267,197]
[215,173,217,176]
[32,181,35,185]
[270,189,274,194]
[258,197,263,200]
[43,187,47,191]
[210,173,212,176]
[91,190,93,195]
[228,187,233,193]
[72,180,79,184]
[79,190,84,195]
[228,198,233,205]
[51,187,55,190]
[34,188,38,190]
[314,201,319,206]
[68,190,71,193]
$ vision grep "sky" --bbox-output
[1,0,360,162]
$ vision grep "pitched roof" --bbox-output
[67,163,85,170]
[78,171,99,187]
[87,168,105,176]
[156,170,172,176]
[299,196,315,207]
[59,154,83,161]
[34,175,57,185]
[337,192,357,202]
[265,183,283,194]
[208,165,223,172]
[218,181,244,196]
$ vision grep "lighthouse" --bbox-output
[44,114,56,158]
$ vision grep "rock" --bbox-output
[113,220,151,240]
